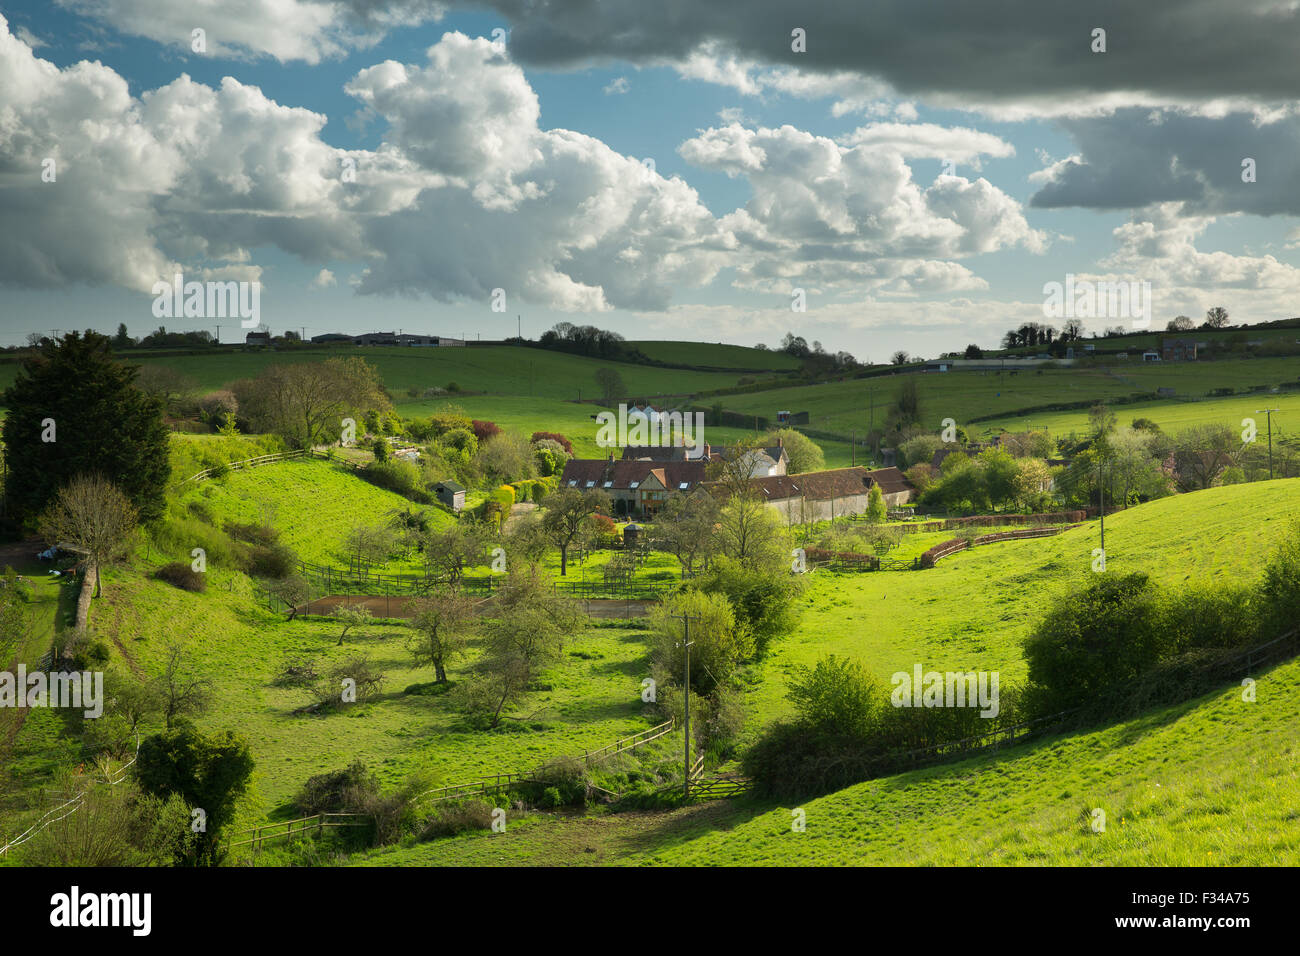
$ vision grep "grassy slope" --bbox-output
[645,654,1300,865]
[93,562,657,812]
[628,341,801,371]
[119,346,745,399]
[717,358,1300,437]
[743,477,1300,731]
[177,457,454,567]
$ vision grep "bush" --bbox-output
[245,543,298,579]
[472,419,502,442]
[420,800,494,840]
[786,655,885,738]
[295,760,377,816]
[531,431,573,454]
[156,562,206,592]
[224,521,279,547]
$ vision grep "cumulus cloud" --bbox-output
[679,123,1045,293]
[56,0,447,63]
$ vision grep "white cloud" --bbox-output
[311,268,337,288]
[603,76,629,95]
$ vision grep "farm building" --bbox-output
[706,466,915,523]
[1161,338,1198,361]
[559,457,708,517]
[434,480,466,511]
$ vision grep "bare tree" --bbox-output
[153,643,212,730]
[1204,306,1230,329]
[38,474,138,598]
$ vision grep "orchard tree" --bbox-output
[407,589,476,683]
[540,487,609,575]
[2,332,170,525]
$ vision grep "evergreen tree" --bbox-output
[1,331,170,525]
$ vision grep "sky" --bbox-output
[1,0,1299,361]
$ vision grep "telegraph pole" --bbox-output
[1257,408,1280,479]
[1098,458,1106,557]
[214,325,221,345]
[678,613,699,799]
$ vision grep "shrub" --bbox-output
[472,419,502,442]
[295,760,377,816]
[362,459,423,498]
[245,543,298,579]
[1023,573,1173,714]
[420,800,494,840]
[156,562,206,592]
[531,431,573,454]
[786,655,885,738]
[224,521,279,547]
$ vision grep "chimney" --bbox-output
[777,436,784,448]
[608,451,615,462]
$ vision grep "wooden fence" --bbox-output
[184,447,363,484]
[226,813,371,851]
[417,718,677,806]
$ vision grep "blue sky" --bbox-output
[2,0,1298,359]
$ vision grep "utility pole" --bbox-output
[1257,408,1280,480]
[851,429,856,467]
[677,613,699,799]
[214,325,221,345]
[517,314,521,339]
[1098,458,1106,558]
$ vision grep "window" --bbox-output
[567,480,578,487]
[585,481,595,488]
[629,481,640,489]
[603,480,613,488]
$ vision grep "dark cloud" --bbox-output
[487,0,1300,103]
[1032,109,1300,215]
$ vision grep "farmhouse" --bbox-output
[621,442,713,462]
[707,466,915,523]
[559,457,708,516]
[245,330,271,347]
[719,440,789,477]
[1161,338,1198,361]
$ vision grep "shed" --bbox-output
[434,480,466,512]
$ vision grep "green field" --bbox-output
[628,340,801,372]
[740,478,1300,734]
[714,358,1300,438]
[644,654,1300,865]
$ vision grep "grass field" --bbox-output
[177,457,455,568]
[628,340,802,372]
[715,358,1300,438]
[740,477,1300,734]
[641,653,1300,865]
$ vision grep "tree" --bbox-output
[268,574,310,620]
[38,474,138,598]
[762,428,824,474]
[650,589,751,694]
[407,589,476,682]
[891,350,909,365]
[232,357,389,448]
[594,367,625,403]
[2,331,170,525]
[1166,315,1194,332]
[1062,318,1085,341]
[708,440,787,571]
[113,323,134,349]
[1170,423,1237,490]
[963,344,983,359]
[153,643,213,730]
[1204,306,1230,329]
[334,605,372,646]
[135,722,254,865]
[540,487,609,575]
[474,431,535,484]
[651,491,721,578]
[424,523,489,586]
[343,523,395,572]
[865,484,887,523]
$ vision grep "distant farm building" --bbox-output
[434,480,466,511]
[1161,338,1198,361]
